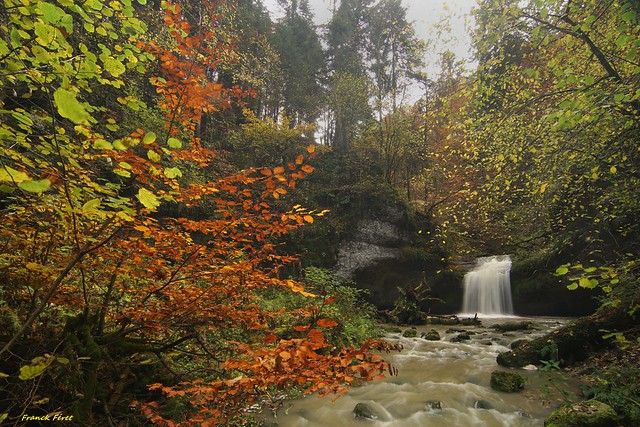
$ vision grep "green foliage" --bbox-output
[581,368,640,425]
[228,110,315,168]
[303,267,382,347]
[539,340,561,371]
[260,267,381,348]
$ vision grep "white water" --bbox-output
[264,319,576,427]
[462,256,514,316]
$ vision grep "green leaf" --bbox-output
[0,372,9,378]
[579,277,597,288]
[19,360,51,380]
[103,57,126,77]
[33,21,56,45]
[40,2,64,21]
[567,283,579,290]
[164,167,182,179]
[93,139,113,150]
[0,413,7,423]
[113,139,127,150]
[147,150,161,162]
[555,266,569,275]
[0,184,15,193]
[53,88,89,124]
[82,198,101,211]
[167,137,182,149]
[143,132,157,144]
[114,168,131,178]
[137,187,160,210]
[18,179,51,193]
[540,182,548,194]
[31,45,51,62]
[0,167,30,183]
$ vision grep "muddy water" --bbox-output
[268,317,576,427]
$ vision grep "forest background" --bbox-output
[0,0,638,425]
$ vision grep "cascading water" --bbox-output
[462,255,514,316]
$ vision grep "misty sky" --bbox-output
[261,0,478,76]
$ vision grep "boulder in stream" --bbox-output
[490,370,526,392]
[402,328,417,338]
[510,338,532,350]
[544,400,618,427]
[473,399,493,409]
[353,402,382,421]
[493,321,531,332]
[424,400,443,411]
[421,329,441,341]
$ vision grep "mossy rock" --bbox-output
[490,370,526,393]
[353,402,381,420]
[402,328,417,338]
[497,317,606,368]
[421,329,441,341]
[493,321,531,332]
[544,400,618,427]
[510,339,531,350]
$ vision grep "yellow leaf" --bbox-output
[540,182,548,194]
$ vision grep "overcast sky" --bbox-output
[262,0,478,77]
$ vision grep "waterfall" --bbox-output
[461,255,514,316]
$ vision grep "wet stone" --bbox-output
[402,328,417,338]
[544,400,618,427]
[473,400,493,410]
[353,403,381,421]
[490,370,526,393]
[424,400,443,411]
[421,329,441,341]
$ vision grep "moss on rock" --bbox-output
[544,400,618,427]
[490,370,526,392]
[402,328,417,338]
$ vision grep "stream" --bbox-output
[265,317,579,427]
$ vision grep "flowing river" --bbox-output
[264,317,579,427]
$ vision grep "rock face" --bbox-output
[490,371,526,392]
[331,199,456,311]
[544,400,618,427]
[334,211,411,278]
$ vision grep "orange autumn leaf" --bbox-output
[303,215,314,224]
[301,165,315,174]
[316,318,339,328]
[295,154,304,165]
